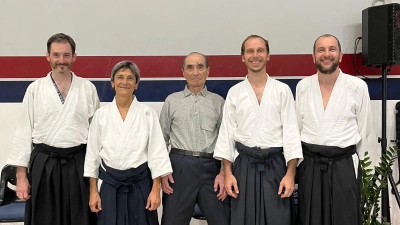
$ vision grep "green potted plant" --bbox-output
[360,146,399,225]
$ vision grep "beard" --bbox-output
[50,62,72,74]
[315,59,339,74]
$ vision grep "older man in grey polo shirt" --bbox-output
[159,52,230,225]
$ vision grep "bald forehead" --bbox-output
[245,37,263,46]
[183,53,207,68]
[316,36,339,47]
[314,35,341,54]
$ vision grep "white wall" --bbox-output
[0,0,371,56]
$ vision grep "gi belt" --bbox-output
[33,143,85,165]
[235,142,283,172]
[303,146,356,174]
[170,148,213,159]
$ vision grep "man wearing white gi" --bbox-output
[7,33,99,225]
[160,52,230,225]
[295,34,374,225]
[214,35,303,225]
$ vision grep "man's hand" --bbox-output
[278,159,298,198]
[161,173,174,194]
[214,170,227,201]
[89,191,102,212]
[278,174,295,198]
[146,176,161,211]
[224,173,239,198]
[16,166,30,200]
[146,189,161,211]
[222,159,239,198]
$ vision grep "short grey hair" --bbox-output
[110,60,140,84]
[181,52,209,70]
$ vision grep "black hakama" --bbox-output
[26,143,96,225]
[97,161,158,225]
[232,142,295,225]
[297,142,361,225]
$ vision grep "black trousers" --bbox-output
[297,142,361,225]
[98,161,158,225]
[26,144,96,225]
[232,142,295,225]
[161,153,230,225]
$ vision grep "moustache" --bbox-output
[56,63,69,66]
[321,56,335,60]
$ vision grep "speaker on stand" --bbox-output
[362,3,400,223]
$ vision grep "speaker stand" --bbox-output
[378,64,400,223]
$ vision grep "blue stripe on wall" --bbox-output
[0,78,399,102]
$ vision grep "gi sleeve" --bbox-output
[281,85,303,165]
[146,109,173,179]
[214,90,237,162]
[84,111,102,178]
[7,85,35,168]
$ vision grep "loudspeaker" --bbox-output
[362,3,400,66]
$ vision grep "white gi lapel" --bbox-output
[45,73,63,110]
[110,97,137,153]
[244,75,271,144]
[43,73,79,144]
[312,75,324,124]
[110,98,124,134]
[244,76,260,109]
[318,72,346,137]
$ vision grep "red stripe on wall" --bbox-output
[0,54,388,78]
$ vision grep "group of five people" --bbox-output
[6,32,373,225]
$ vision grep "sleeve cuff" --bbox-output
[151,169,173,179]
[5,159,29,168]
[284,153,304,166]
[83,171,99,178]
[213,152,234,162]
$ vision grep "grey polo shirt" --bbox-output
[159,85,225,154]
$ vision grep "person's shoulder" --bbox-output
[32,76,48,82]
[26,76,48,91]
[168,90,184,97]
[293,75,315,95]
[222,80,247,100]
[207,91,224,102]
[95,103,108,114]
[73,74,99,98]
[74,74,97,88]
[341,73,369,96]
[165,90,184,101]
[269,77,293,92]
[227,80,245,92]
[91,102,111,119]
[342,72,367,86]
[297,74,316,87]
[29,77,46,85]
[270,77,288,87]
[135,100,158,116]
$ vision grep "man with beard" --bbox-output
[7,33,99,225]
[214,35,303,225]
[295,34,374,225]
